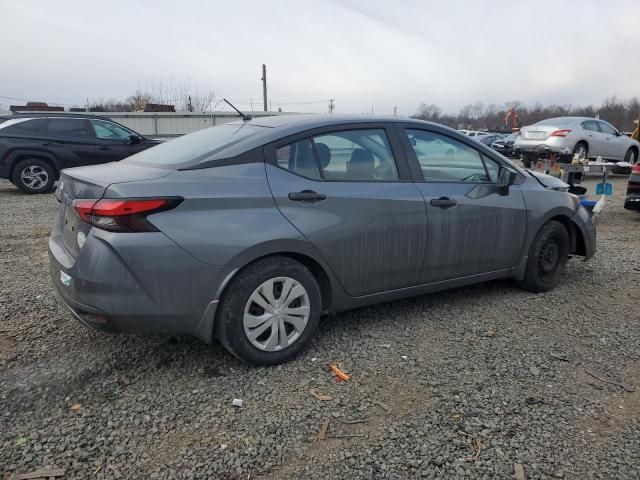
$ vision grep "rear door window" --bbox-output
[0,118,45,135]
[312,129,399,181]
[46,119,92,138]
[581,120,599,132]
[276,139,322,179]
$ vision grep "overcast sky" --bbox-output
[2,0,639,115]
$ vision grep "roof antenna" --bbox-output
[223,98,252,121]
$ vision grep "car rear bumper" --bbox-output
[571,206,597,259]
[515,137,571,154]
[48,227,224,342]
[0,164,10,179]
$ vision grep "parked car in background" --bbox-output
[515,117,640,166]
[49,114,596,365]
[475,133,504,146]
[0,114,160,193]
[491,132,519,158]
[458,130,494,138]
[624,163,640,211]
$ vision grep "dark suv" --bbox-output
[0,114,160,193]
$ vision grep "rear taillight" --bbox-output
[73,198,182,232]
[632,164,640,174]
[550,129,572,137]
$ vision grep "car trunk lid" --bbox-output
[55,163,173,258]
[520,125,559,141]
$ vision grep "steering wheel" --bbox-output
[374,163,394,180]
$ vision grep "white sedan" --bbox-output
[515,117,639,163]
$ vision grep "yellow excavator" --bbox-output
[631,117,639,141]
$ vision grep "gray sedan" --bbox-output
[516,116,640,163]
[49,115,596,364]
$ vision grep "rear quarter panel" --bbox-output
[104,163,328,269]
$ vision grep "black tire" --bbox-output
[215,256,321,365]
[624,147,638,164]
[573,141,588,160]
[517,221,569,293]
[521,153,535,169]
[11,158,56,194]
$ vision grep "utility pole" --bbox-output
[329,99,335,114]
[261,64,268,112]
[393,106,397,116]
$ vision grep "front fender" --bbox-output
[570,206,596,260]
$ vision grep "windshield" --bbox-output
[124,123,265,168]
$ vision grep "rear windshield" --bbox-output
[124,123,264,168]
[535,118,573,126]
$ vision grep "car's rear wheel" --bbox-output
[215,256,321,365]
[573,142,588,160]
[521,152,537,169]
[11,159,55,194]
[517,220,569,293]
[624,147,638,164]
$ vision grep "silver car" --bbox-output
[516,117,639,163]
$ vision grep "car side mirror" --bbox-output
[615,130,623,137]
[127,134,142,144]
[497,166,517,194]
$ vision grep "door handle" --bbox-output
[430,197,457,208]
[288,190,327,202]
[97,146,111,150]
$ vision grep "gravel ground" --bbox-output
[1,173,639,480]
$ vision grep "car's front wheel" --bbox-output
[215,256,321,365]
[517,220,569,293]
[11,159,56,194]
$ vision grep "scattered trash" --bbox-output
[343,418,368,425]
[329,363,351,382]
[220,443,228,450]
[378,344,391,348]
[401,355,408,360]
[93,464,102,474]
[201,436,213,445]
[483,330,496,337]
[584,368,635,392]
[514,462,526,480]
[70,403,82,411]
[315,418,331,443]
[15,437,27,446]
[328,433,366,439]
[549,352,569,362]
[372,400,390,412]
[14,468,65,479]
[310,389,333,401]
[311,357,318,362]
[231,398,244,407]
[462,436,481,462]
[525,397,544,406]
